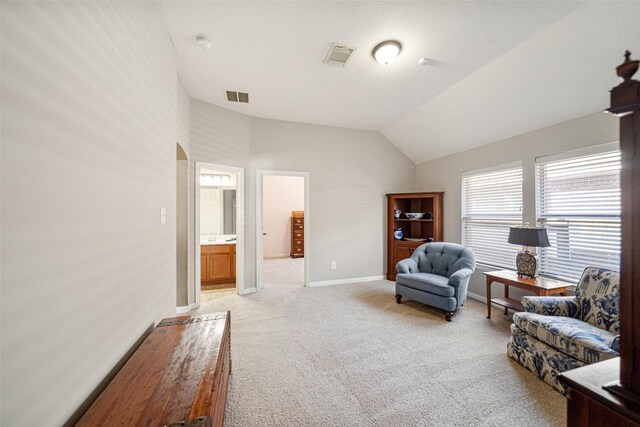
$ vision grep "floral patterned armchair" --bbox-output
[507,266,620,393]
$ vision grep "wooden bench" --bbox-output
[77,312,231,427]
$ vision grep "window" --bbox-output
[462,163,523,268]
[536,144,621,282]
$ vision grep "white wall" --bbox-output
[414,112,618,299]
[177,77,194,307]
[176,157,189,306]
[251,118,415,283]
[1,2,178,425]
[189,100,414,294]
[263,176,304,257]
[189,100,253,291]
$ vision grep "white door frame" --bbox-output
[195,162,246,307]
[256,170,310,290]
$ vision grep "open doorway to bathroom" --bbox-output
[256,171,310,291]
[195,162,244,305]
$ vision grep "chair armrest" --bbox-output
[521,296,580,318]
[396,258,418,274]
[448,268,474,288]
[611,335,620,353]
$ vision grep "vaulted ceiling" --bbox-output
[161,1,640,164]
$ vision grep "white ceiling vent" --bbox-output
[323,43,357,67]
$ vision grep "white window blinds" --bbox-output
[462,164,523,269]
[536,146,621,282]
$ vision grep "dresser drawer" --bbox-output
[291,213,304,258]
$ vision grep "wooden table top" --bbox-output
[484,269,573,290]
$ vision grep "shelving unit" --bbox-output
[386,192,444,281]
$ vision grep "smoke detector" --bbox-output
[324,43,357,67]
[196,36,211,50]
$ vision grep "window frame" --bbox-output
[461,161,523,270]
[535,142,621,283]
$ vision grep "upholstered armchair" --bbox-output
[507,266,620,393]
[395,242,476,321]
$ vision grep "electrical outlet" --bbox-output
[160,207,166,224]
[331,261,337,270]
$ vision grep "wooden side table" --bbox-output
[484,270,572,319]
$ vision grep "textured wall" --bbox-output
[263,176,304,258]
[414,112,618,298]
[176,158,189,306]
[189,101,415,293]
[189,99,253,291]
[250,118,415,284]
[1,2,177,424]
[176,77,192,307]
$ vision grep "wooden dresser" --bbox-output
[290,211,304,258]
[77,312,231,427]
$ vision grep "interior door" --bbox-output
[201,188,222,235]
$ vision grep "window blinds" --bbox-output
[536,148,621,282]
[462,164,523,269]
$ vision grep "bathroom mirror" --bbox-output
[200,171,237,238]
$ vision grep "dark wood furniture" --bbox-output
[77,312,231,427]
[484,270,571,319]
[201,244,236,284]
[386,192,444,281]
[559,51,640,426]
[561,359,640,426]
[290,212,304,258]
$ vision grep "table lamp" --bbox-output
[508,225,550,278]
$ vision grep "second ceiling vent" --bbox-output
[226,91,249,103]
[323,43,357,67]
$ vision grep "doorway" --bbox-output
[256,170,310,290]
[195,162,245,306]
[176,144,189,308]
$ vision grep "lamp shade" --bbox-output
[508,227,550,247]
[372,40,401,65]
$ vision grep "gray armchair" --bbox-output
[395,242,476,321]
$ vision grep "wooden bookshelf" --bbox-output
[386,192,444,281]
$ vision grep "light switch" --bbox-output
[160,207,166,224]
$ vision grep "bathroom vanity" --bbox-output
[201,242,236,284]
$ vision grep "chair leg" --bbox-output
[395,294,402,304]
[444,312,453,322]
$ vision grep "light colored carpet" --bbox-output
[263,257,305,288]
[195,277,566,427]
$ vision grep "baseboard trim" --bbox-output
[242,287,257,295]
[467,291,486,304]
[309,275,384,287]
[176,303,197,314]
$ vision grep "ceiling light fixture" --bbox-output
[196,36,211,50]
[372,40,402,65]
